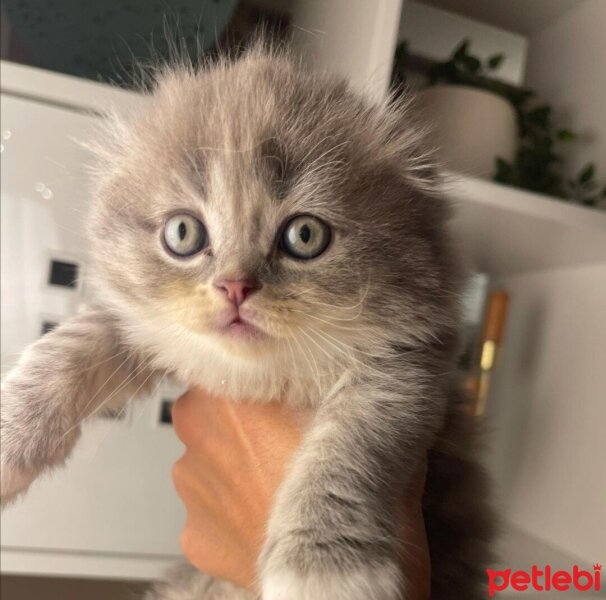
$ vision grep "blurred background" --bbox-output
[1,1,605,598]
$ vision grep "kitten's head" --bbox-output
[89,47,461,399]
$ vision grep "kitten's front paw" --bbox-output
[0,378,79,507]
[261,561,402,600]
[261,531,403,600]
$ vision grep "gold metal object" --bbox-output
[480,340,497,371]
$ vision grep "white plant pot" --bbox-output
[415,85,517,179]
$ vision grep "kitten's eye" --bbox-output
[163,213,208,257]
[281,215,331,259]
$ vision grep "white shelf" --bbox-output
[0,60,142,115]
[447,172,606,276]
[0,548,170,582]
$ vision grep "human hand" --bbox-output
[171,388,430,599]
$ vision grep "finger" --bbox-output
[172,389,211,444]
[172,448,261,524]
[173,388,236,448]
[172,454,221,508]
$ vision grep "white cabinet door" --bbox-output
[1,93,185,579]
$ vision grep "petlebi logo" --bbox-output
[487,563,602,597]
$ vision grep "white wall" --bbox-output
[487,263,606,563]
[291,0,402,100]
[525,0,606,180]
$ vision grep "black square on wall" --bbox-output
[159,400,175,424]
[48,260,79,289]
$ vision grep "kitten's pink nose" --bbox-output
[214,277,261,306]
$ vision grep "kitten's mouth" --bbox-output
[222,315,264,340]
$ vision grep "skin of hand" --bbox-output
[171,388,430,599]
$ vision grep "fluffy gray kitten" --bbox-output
[0,46,493,599]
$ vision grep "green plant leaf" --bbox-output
[462,55,481,72]
[487,54,505,69]
[494,158,516,184]
[578,163,595,184]
[556,129,577,142]
[527,105,551,128]
[453,39,470,61]
[511,89,535,107]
